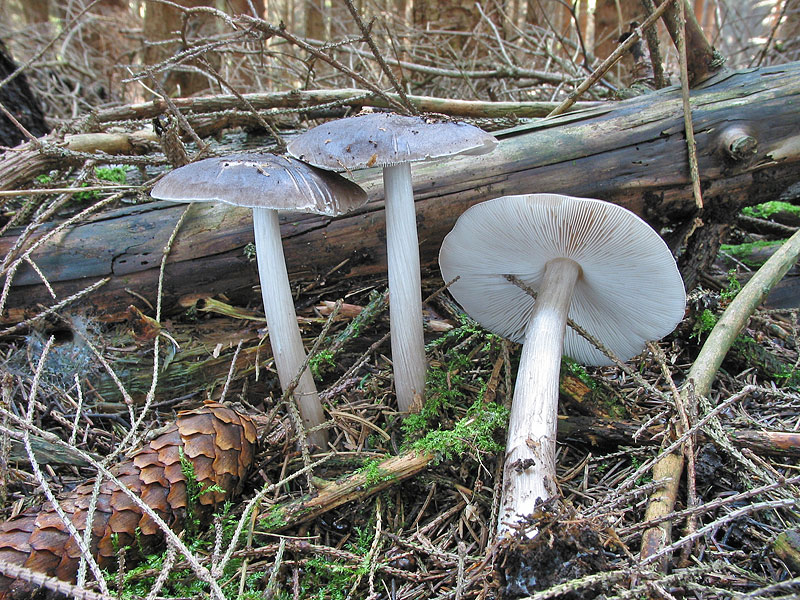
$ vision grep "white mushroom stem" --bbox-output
[383,162,427,413]
[252,207,328,449]
[497,257,581,537]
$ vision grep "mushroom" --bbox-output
[151,154,368,449]
[287,112,497,413]
[438,193,685,536]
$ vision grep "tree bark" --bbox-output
[2,63,800,325]
[142,0,217,97]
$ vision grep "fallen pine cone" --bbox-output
[0,401,258,599]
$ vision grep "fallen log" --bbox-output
[2,62,800,325]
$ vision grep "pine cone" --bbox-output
[0,402,257,598]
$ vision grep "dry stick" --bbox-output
[341,0,416,116]
[639,227,800,566]
[647,342,698,567]
[281,299,343,489]
[0,101,41,145]
[595,385,754,514]
[547,0,677,118]
[676,0,704,211]
[147,76,209,159]
[92,89,597,123]
[639,0,668,88]
[620,473,800,537]
[0,560,118,600]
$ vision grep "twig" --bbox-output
[0,559,118,600]
[676,0,703,210]
[547,0,678,117]
[341,0,416,115]
[639,0,668,88]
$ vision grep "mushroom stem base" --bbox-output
[497,257,580,538]
[253,208,328,449]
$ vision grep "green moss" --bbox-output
[72,166,130,203]
[692,308,718,339]
[258,504,290,531]
[356,457,395,487]
[410,396,508,461]
[309,349,336,378]
[179,448,226,536]
[720,240,786,269]
[561,356,596,389]
[742,201,800,220]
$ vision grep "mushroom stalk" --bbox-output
[497,257,581,537]
[383,162,427,413]
[252,207,328,449]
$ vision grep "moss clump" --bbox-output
[742,201,800,220]
[720,240,786,269]
[73,166,130,203]
[356,457,395,487]
[410,397,508,460]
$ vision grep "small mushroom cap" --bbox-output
[286,112,498,171]
[438,194,686,366]
[150,153,367,216]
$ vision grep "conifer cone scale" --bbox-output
[0,402,258,599]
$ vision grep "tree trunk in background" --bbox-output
[305,0,326,40]
[143,0,218,97]
[0,41,48,146]
[21,0,49,25]
[227,0,265,17]
[413,0,483,50]
[594,0,640,58]
[81,0,137,104]
[330,0,357,41]
[526,0,571,41]
[779,0,800,55]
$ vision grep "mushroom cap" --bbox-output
[438,194,686,366]
[150,153,368,216]
[286,112,498,171]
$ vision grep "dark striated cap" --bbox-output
[151,153,367,216]
[287,112,498,171]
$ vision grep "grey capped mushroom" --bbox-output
[438,193,686,536]
[288,112,498,413]
[151,153,368,449]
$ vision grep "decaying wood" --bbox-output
[0,131,160,193]
[0,402,257,598]
[264,451,434,531]
[2,63,800,325]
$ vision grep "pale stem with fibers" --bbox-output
[497,257,581,537]
[383,162,427,413]
[253,207,328,448]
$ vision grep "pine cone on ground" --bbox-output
[0,401,258,599]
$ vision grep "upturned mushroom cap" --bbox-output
[286,112,498,171]
[151,153,367,216]
[438,194,686,365]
